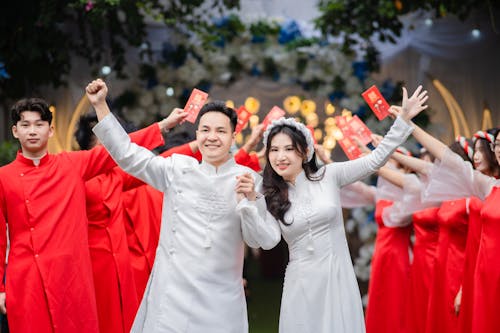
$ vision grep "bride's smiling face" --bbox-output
[268,132,305,184]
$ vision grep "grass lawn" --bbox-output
[247,277,282,333]
[246,252,284,333]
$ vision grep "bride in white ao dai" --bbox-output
[256,86,428,333]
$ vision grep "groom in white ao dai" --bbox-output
[87,78,281,333]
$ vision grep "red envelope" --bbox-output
[262,106,286,129]
[347,115,373,145]
[235,106,252,134]
[335,115,348,128]
[183,88,209,123]
[338,136,363,160]
[361,85,390,120]
[336,116,353,138]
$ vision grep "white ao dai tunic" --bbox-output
[94,114,281,333]
[261,117,414,333]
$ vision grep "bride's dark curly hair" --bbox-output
[262,125,324,225]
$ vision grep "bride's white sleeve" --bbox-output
[236,180,281,250]
[375,168,404,202]
[325,116,414,188]
[340,181,376,208]
[382,174,440,227]
[423,147,498,201]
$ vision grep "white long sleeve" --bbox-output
[382,174,440,227]
[423,147,499,201]
[236,195,281,250]
[325,116,414,188]
[340,181,376,208]
[93,113,175,191]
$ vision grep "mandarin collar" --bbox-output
[287,170,306,189]
[16,150,51,167]
[200,157,236,175]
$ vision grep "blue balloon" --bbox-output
[380,79,396,99]
[0,62,10,79]
[328,90,345,102]
[352,61,368,81]
[251,64,261,77]
[355,105,368,118]
[367,210,375,223]
[206,16,230,48]
[251,35,266,43]
[213,16,230,28]
[213,37,225,48]
[278,20,302,44]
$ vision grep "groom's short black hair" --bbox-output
[195,101,237,132]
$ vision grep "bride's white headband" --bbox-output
[263,117,315,162]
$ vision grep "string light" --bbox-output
[300,99,316,116]
[283,96,301,114]
[324,117,336,127]
[249,115,260,128]
[314,129,323,142]
[323,136,336,150]
[341,108,352,120]
[306,113,319,127]
[324,126,336,136]
[225,100,235,108]
[245,97,260,114]
[101,66,111,76]
[325,102,335,115]
[235,132,243,145]
[332,128,344,140]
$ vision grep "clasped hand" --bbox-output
[235,173,257,202]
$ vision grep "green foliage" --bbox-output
[249,21,281,38]
[0,0,240,100]
[0,140,19,166]
[284,37,321,51]
[3,0,494,102]
[195,14,246,49]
